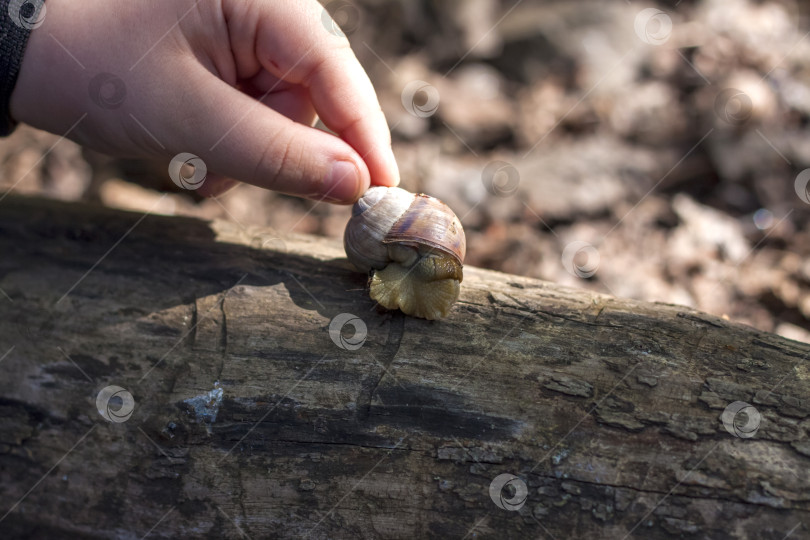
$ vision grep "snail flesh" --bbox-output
[344,186,466,320]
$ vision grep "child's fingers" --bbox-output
[179,69,369,204]
[249,84,318,128]
[195,174,239,198]
[223,0,400,189]
[239,74,316,127]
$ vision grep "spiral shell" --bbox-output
[344,186,466,272]
[343,186,466,320]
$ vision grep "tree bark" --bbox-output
[0,195,808,540]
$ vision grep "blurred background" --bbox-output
[1,0,809,342]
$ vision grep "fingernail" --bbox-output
[323,160,361,203]
[385,147,400,186]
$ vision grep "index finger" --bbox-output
[224,0,400,188]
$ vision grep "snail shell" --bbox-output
[344,186,466,320]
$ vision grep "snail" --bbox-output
[344,186,466,320]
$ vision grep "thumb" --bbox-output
[172,70,370,204]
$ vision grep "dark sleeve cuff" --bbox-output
[0,0,46,136]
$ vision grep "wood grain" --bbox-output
[0,195,807,539]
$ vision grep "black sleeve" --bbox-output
[1,0,46,136]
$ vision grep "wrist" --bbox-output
[8,0,94,138]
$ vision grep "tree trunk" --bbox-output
[0,195,808,539]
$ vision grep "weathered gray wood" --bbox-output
[0,195,808,539]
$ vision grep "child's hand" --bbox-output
[9,0,399,202]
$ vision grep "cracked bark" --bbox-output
[0,196,808,540]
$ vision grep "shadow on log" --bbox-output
[0,195,808,539]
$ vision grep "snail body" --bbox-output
[344,186,466,320]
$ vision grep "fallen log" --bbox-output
[0,195,807,539]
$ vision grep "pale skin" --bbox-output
[9,0,400,202]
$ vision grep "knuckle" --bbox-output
[252,129,301,190]
[301,42,351,86]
